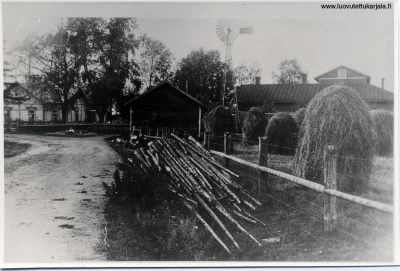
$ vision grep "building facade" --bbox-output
[3,82,98,123]
[237,66,393,112]
[124,81,206,137]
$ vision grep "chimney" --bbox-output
[381,78,385,89]
[301,73,308,84]
[255,76,261,85]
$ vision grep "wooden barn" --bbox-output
[237,66,394,112]
[124,81,206,137]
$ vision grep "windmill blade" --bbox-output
[239,27,253,34]
[216,19,239,42]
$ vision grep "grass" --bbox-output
[100,138,393,261]
[4,140,31,158]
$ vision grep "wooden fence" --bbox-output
[204,132,393,232]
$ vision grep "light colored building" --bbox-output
[3,82,98,123]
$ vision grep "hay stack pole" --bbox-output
[293,85,375,193]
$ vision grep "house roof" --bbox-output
[237,82,393,106]
[314,65,370,80]
[124,81,206,108]
[237,84,324,105]
[3,82,41,102]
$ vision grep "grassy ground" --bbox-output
[4,140,31,158]
[100,139,394,261]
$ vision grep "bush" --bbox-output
[370,110,393,156]
[293,108,306,127]
[203,106,235,136]
[265,112,298,155]
[243,107,267,142]
[293,85,375,193]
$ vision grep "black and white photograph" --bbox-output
[1,1,397,265]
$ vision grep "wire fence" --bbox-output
[208,132,393,248]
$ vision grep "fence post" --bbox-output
[324,145,338,232]
[258,136,268,198]
[224,132,232,167]
[204,131,210,151]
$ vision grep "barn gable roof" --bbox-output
[237,82,393,106]
[124,81,206,108]
[314,65,370,80]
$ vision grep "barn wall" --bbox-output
[368,102,393,111]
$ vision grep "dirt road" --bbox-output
[4,134,119,263]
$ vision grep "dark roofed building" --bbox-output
[124,81,206,137]
[237,66,393,112]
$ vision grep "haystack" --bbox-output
[203,106,235,136]
[265,112,298,155]
[293,85,375,193]
[371,110,393,156]
[293,108,306,127]
[243,107,266,142]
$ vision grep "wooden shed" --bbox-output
[124,81,206,137]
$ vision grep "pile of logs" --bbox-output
[128,133,264,254]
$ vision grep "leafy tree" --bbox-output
[173,48,233,108]
[272,59,308,84]
[68,18,139,121]
[136,35,174,90]
[17,21,81,121]
[234,62,261,85]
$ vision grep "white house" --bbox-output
[3,82,98,123]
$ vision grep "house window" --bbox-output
[52,109,59,121]
[338,69,347,79]
[4,107,11,120]
[28,109,36,122]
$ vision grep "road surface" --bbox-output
[4,134,119,263]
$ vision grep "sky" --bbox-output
[2,2,395,90]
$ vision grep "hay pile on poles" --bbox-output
[265,112,298,155]
[293,108,306,127]
[203,106,235,136]
[243,107,266,142]
[370,110,393,156]
[293,85,375,193]
[114,133,263,254]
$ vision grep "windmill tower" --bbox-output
[216,20,253,107]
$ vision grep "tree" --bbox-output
[234,62,261,85]
[68,18,139,121]
[272,59,308,84]
[18,20,81,122]
[136,35,174,90]
[173,48,233,107]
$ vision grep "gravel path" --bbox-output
[4,134,119,263]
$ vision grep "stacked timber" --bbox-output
[127,133,264,254]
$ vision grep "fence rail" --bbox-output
[210,150,393,214]
[203,131,393,235]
